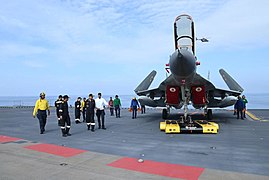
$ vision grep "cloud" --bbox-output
[0,0,269,95]
[0,43,48,61]
[0,0,229,66]
[196,0,269,51]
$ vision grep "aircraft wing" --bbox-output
[135,88,164,98]
[213,88,241,97]
[193,73,241,96]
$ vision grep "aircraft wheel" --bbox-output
[207,109,213,120]
[162,109,168,119]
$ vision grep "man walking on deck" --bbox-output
[75,97,82,124]
[33,92,50,134]
[114,95,121,118]
[242,95,248,118]
[59,95,72,137]
[81,97,87,122]
[95,93,108,129]
[55,95,63,126]
[85,94,96,131]
[235,96,245,120]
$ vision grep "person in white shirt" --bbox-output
[95,93,108,129]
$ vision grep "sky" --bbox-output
[0,0,269,96]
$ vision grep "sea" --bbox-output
[0,93,268,109]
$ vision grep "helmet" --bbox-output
[40,92,46,96]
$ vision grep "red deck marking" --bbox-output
[0,135,21,143]
[24,144,87,157]
[107,157,204,180]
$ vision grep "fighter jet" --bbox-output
[134,14,243,121]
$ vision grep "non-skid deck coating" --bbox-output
[0,135,21,143]
[1,108,269,179]
[24,143,87,157]
[107,157,204,180]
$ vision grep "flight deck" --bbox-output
[0,108,269,179]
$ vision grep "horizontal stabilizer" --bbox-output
[134,70,157,93]
[219,69,244,92]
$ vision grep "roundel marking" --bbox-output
[170,87,176,92]
[196,87,202,92]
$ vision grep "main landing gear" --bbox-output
[162,109,168,119]
[160,85,218,134]
[205,109,213,120]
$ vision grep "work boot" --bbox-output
[87,124,90,130]
[61,128,67,137]
[66,127,71,136]
[91,125,95,132]
[102,126,106,130]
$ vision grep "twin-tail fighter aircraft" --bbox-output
[134,14,244,122]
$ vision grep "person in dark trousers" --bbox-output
[141,105,146,114]
[74,97,82,124]
[95,93,108,129]
[233,104,237,115]
[85,94,96,131]
[108,97,114,116]
[114,95,121,118]
[242,95,248,118]
[33,92,50,134]
[234,95,245,120]
[81,97,87,122]
[130,97,140,119]
[54,95,63,126]
[59,95,71,137]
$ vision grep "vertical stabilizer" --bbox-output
[134,70,157,93]
[219,69,244,92]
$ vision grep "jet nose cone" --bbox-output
[169,49,196,78]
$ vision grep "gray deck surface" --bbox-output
[1,107,269,179]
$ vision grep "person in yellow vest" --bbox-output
[33,92,50,134]
[81,97,87,122]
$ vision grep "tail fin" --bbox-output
[134,70,157,93]
[219,69,244,92]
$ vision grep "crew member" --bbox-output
[33,92,50,134]
[141,105,146,114]
[81,97,87,122]
[130,97,140,119]
[86,94,96,131]
[234,95,245,120]
[114,95,121,118]
[75,97,82,124]
[95,93,108,129]
[59,95,71,137]
[54,95,63,126]
[242,95,248,118]
[108,97,114,116]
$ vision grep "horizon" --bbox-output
[1,92,269,97]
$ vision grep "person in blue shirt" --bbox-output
[234,95,245,120]
[130,97,140,119]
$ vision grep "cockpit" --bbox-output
[174,14,195,55]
